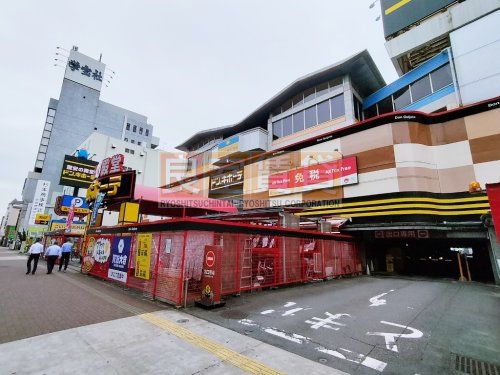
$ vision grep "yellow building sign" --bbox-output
[135,233,152,280]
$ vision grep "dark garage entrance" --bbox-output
[365,230,494,283]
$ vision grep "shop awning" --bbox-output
[129,185,238,216]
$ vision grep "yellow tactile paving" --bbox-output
[140,312,285,375]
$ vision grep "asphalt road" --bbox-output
[187,276,500,374]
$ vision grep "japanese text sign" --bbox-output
[64,49,106,91]
[108,237,131,283]
[210,169,244,191]
[135,233,152,280]
[268,156,358,197]
[59,155,99,188]
[28,180,51,225]
[97,154,124,178]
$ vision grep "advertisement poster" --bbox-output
[135,233,152,279]
[92,237,111,263]
[108,237,131,283]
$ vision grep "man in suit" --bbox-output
[26,238,43,275]
[59,239,73,272]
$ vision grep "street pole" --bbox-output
[464,256,472,282]
[457,252,467,282]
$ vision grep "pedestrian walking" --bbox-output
[59,239,73,272]
[44,240,62,274]
[26,238,43,275]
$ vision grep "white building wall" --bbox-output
[450,10,500,105]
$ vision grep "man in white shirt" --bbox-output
[26,238,43,275]
[44,240,62,274]
[59,239,73,272]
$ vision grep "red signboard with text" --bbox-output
[198,245,223,307]
[486,183,500,243]
[268,156,358,196]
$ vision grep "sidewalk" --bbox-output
[0,247,345,374]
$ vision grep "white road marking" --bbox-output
[317,347,387,372]
[260,309,275,315]
[369,290,395,307]
[281,308,303,316]
[367,321,423,352]
[283,302,296,307]
[238,319,257,326]
[264,328,309,344]
[305,313,351,330]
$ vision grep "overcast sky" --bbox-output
[0,0,398,214]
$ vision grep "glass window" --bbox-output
[393,86,411,110]
[316,82,329,98]
[43,130,51,138]
[272,120,282,138]
[131,139,135,144]
[292,93,303,107]
[139,127,143,135]
[132,125,137,132]
[330,94,345,119]
[40,137,49,146]
[48,108,56,116]
[272,107,281,117]
[124,137,128,142]
[37,152,46,161]
[282,116,293,137]
[44,123,52,131]
[39,145,47,153]
[353,96,362,121]
[304,87,315,102]
[35,160,44,169]
[317,100,330,124]
[411,75,432,102]
[126,123,130,130]
[304,106,317,129]
[138,141,142,146]
[130,149,135,155]
[364,105,378,119]
[377,96,393,115]
[46,116,54,124]
[282,99,292,113]
[293,111,304,133]
[145,129,149,136]
[329,77,343,91]
[431,64,453,92]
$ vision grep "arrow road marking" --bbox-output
[369,289,395,307]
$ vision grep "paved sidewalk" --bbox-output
[0,247,345,374]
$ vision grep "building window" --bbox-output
[410,75,432,102]
[138,141,142,146]
[133,125,137,132]
[40,137,49,146]
[126,123,130,130]
[430,64,453,91]
[330,94,345,119]
[293,111,304,133]
[131,139,135,144]
[282,116,293,137]
[329,77,343,92]
[130,149,135,155]
[304,106,317,129]
[316,82,329,98]
[272,120,282,139]
[317,100,331,124]
[46,116,54,124]
[48,108,56,117]
[377,96,394,115]
[44,123,53,131]
[353,95,363,121]
[139,127,143,135]
[292,93,303,108]
[393,86,411,110]
[364,105,378,119]
[124,137,128,142]
[145,129,149,136]
[282,99,293,113]
[303,87,315,103]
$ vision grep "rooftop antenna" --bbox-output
[99,53,102,62]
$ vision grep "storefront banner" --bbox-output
[486,182,500,243]
[216,136,239,160]
[50,220,86,234]
[135,233,152,280]
[90,192,105,226]
[268,156,358,197]
[210,169,244,191]
[92,237,111,263]
[108,236,131,283]
[35,213,51,225]
[28,180,51,225]
[59,154,99,188]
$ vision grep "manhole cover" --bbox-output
[219,310,248,320]
[318,358,328,364]
[452,353,499,375]
[176,319,189,323]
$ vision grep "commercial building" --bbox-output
[165,1,500,283]
[0,199,22,247]
[19,46,160,231]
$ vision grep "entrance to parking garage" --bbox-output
[364,229,495,283]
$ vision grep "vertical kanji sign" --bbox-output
[135,233,152,279]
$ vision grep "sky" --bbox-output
[0,0,398,214]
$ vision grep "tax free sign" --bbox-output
[107,236,131,283]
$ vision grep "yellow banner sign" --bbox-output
[135,233,152,280]
[50,222,86,234]
[35,213,51,225]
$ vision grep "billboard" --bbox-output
[28,180,51,226]
[59,155,99,188]
[268,156,358,197]
[54,195,90,216]
[381,0,457,38]
[210,169,244,191]
[64,49,106,91]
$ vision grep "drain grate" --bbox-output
[452,354,499,375]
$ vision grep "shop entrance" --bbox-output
[367,237,494,283]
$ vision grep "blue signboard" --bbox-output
[107,236,131,283]
[61,195,89,209]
